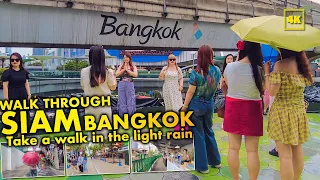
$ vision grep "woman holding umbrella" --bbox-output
[230,14,320,180]
[264,49,313,180]
[22,151,40,177]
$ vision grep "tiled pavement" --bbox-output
[66,158,129,176]
[1,113,319,180]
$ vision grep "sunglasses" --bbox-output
[169,59,176,62]
[10,58,20,63]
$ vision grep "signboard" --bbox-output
[119,50,172,56]
[0,3,239,50]
[284,8,305,31]
[119,146,129,152]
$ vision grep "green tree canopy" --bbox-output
[29,62,43,66]
[69,144,85,152]
[58,60,89,71]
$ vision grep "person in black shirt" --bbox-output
[1,52,31,137]
[181,149,191,164]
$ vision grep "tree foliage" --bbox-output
[57,60,89,71]
[69,144,85,152]
[0,68,8,87]
[29,62,43,66]
[0,68,8,78]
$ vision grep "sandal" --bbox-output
[269,148,279,157]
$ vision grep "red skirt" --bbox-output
[223,96,263,136]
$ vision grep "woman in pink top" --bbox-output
[263,90,270,115]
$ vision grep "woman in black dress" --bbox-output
[2,52,31,137]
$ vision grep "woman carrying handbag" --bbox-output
[217,54,235,126]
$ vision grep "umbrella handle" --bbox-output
[269,49,273,62]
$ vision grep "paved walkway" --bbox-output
[151,158,166,172]
[93,159,130,174]
[1,164,30,178]
[69,113,320,180]
[2,164,64,179]
[67,158,129,176]
[67,158,98,175]
[1,113,319,180]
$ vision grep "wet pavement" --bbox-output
[1,164,64,179]
[151,158,167,172]
[0,113,319,180]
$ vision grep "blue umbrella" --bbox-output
[261,44,278,72]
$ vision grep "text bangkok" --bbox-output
[100,15,182,45]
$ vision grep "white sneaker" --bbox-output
[198,169,209,174]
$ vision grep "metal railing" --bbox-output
[27,70,190,79]
[132,154,162,172]
[25,77,190,98]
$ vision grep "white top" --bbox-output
[77,156,84,165]
[80,66,115,96]
[224,61,261,100]
[80,66,116,117]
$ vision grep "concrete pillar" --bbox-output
[8,146,12,170]
[54,147,59,169]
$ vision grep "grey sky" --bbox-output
[310,0,320,3]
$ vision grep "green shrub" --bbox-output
[153,90,162,98]
[0,68,8,88]
[0,68,7,78]
[57,60,89,71]
[29,62,43,66]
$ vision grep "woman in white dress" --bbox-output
[80,46,117,140]
[159,54,183,129]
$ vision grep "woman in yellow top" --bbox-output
[263,48,313,180]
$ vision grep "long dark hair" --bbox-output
[277,49,313,83]
[222,54,234,73]
[121,52,134,71]
[89,46,106,87]
[238,41,264,95]
[196,45,214,76]
[9,52,25,70]
[89,48,93,65]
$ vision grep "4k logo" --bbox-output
[287,15,301,24]
[284,9,305,31]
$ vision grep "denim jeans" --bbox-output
[30,169,37,176]
[189,99,221,171]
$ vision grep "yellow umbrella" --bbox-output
[230,15,320,52]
